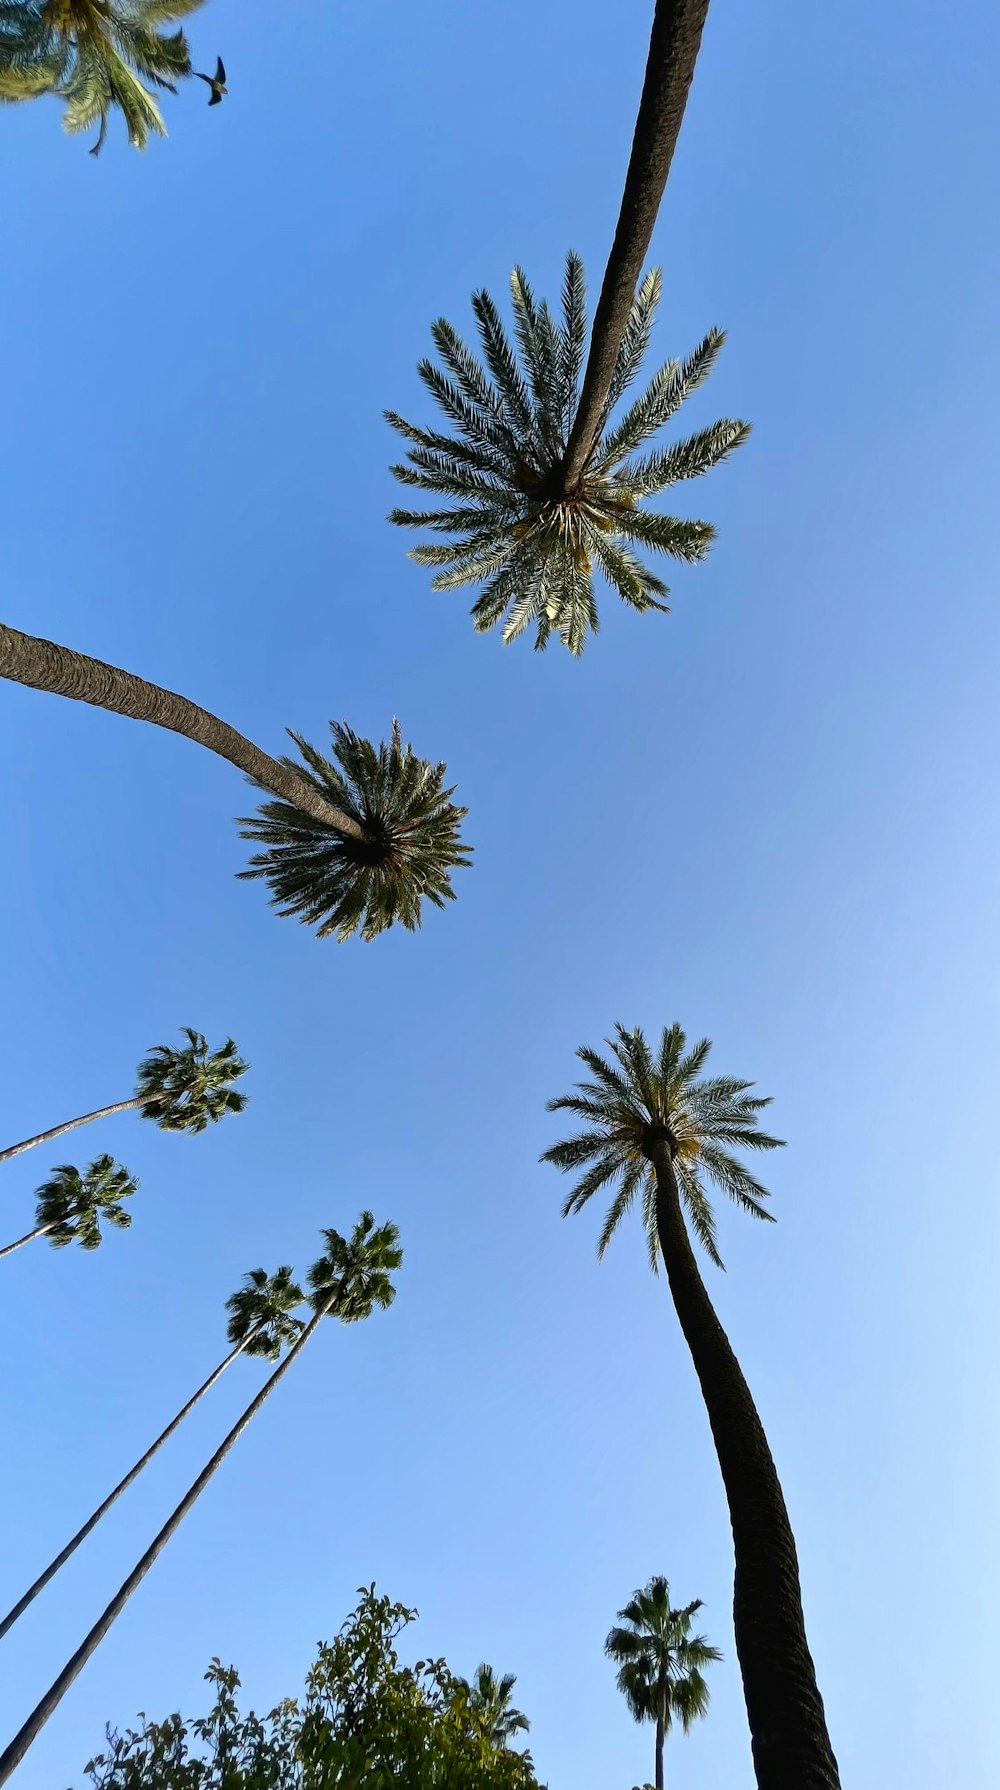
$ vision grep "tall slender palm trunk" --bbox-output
[0,1222,56,1259]
[0,622,362,839]
[650,1146,840,1790]
[0,1328,263,1642]
[0,1095,151,1167]
[655,1685,666,1790]
[560,0,711,488]
[0,1291,337,1787]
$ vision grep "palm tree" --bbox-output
[605,1577,720,1789]
[0,1265,304,1642]
[389,254,745,653]
[543,1024,840,1790]
[0,0,202,154]
[0,1212,402,1785]
[0,1028,247,1167]
[461,1664,530,1749]
[0,1154,136,1260]
[0,623,470,941]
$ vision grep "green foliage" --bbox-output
[239,722,471,944]
[388,254,748,654]
[543,1022,784,1270]
[35,1153,137,1250]
[456,1664,530,1749]
[605,1577,720,1736]
[307,1212,403,1323]
[136,1029,249,1134]
[225,1266,306,1362]
[0,0,201,151]
[75,1586,542,1789]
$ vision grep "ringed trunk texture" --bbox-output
[0,1222,55,1260]
[0,1294,336,1787]
[0,622,363,840]
[651,1146,840,1790]
[560,0,711,488]
[0,1095,149,1167]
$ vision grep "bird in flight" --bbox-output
[194,57,227,106]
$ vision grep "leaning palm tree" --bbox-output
[0,624,470,941]
[605,1576,720,1789]
[0,1265,304,1642]
[389,254,745,652]
[0,1212,402,1785]
[461,1664,530,1750]
[0,1154,136,1260]
[543,1024,840,1790]
[0,1028,247,1167]
[0,0,202,154]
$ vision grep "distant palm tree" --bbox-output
[461,1664,530,1749]
[389,253,745,652]
[0,1154,136,1260]
[0,1028,247,1167]
[0,1265,304,1642]
[0,624,470,941]
[605,1576,720,1789]
[544,1024,841,1790]
[0,0,203,154]
[0,1213,402,1785]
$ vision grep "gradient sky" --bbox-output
[2,2,999,1786]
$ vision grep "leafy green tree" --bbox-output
[604,1576,720,1789]
[0,1154,136,1260]
[0,1266,304,1642]
[543,1023,841,1790]
[457,1664,530,1749]
[73,1587,541,1789]
[0,1028,248,1167]
[0,1215,402,1787]
[0,624,470,941]
[0,0,203,154]
[389,253,745,652]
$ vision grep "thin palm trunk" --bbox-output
[0,1221,56,1259]
[0,1095,151,1167]
[560,0,711,489]
[651,1146,840,1790]
[0,622,363,840]
[655,1682,666,1790]
[0,1290,337,1788]
[0,1328,262,1643]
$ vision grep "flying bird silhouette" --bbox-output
[194,57,227,106]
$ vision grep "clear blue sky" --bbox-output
[2,2,999,1785]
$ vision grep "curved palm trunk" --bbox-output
[0,1329,260,1643]
[560,0,711,489]
[650,1146,840,1790]
[0,1094,151,1167]
[0,1222,56,1260]
[0,1292,336,1787]
[0,622,363,840]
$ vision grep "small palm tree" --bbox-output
[544,1025,841,1790]
[0,0,203,154]
[389,254,746,653]
[0,1266,304,1641]
[605,1577,720,1789]
[0,1028,248,1167]
[461,1664,530,1750]
[0,623,470,942]
[0,1214,402,1785]
[0,1154,136,1260]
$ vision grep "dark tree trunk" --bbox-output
[560,0,711,489]
[0,1094,150,1167]
[650,1146,840,1790]
[655,1686,666,1790]
[0,622,363,839]
[0,1222,56,1259]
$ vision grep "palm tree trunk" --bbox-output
[0,1222,56,1259]
[0,1330,260,1643]
[560,0,711,490]
[650,1146,840,1790]
[0,622,363,840]
[0,1095,151,1167]
[0,1293,336,1787]
[655,1695,666,1790]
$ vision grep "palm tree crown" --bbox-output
[35,1154,137,1249]
[606,1577,721,1733]
[462,1664,530,1749]
[388,253,748,654]
[0,0,202,153]
[239,720,471,942]
[542,1022,784,1268]
[225,1265,306,1361]
[135,1029,249,1133]
[307,1211,403,1321]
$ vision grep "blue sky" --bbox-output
[2,1,999,1785]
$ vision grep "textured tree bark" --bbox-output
[0,1095,150,1166]
[560,0,711,489]
[651,1146,840,1789]
[0,622,363,839]
[0,1222,56,1259]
